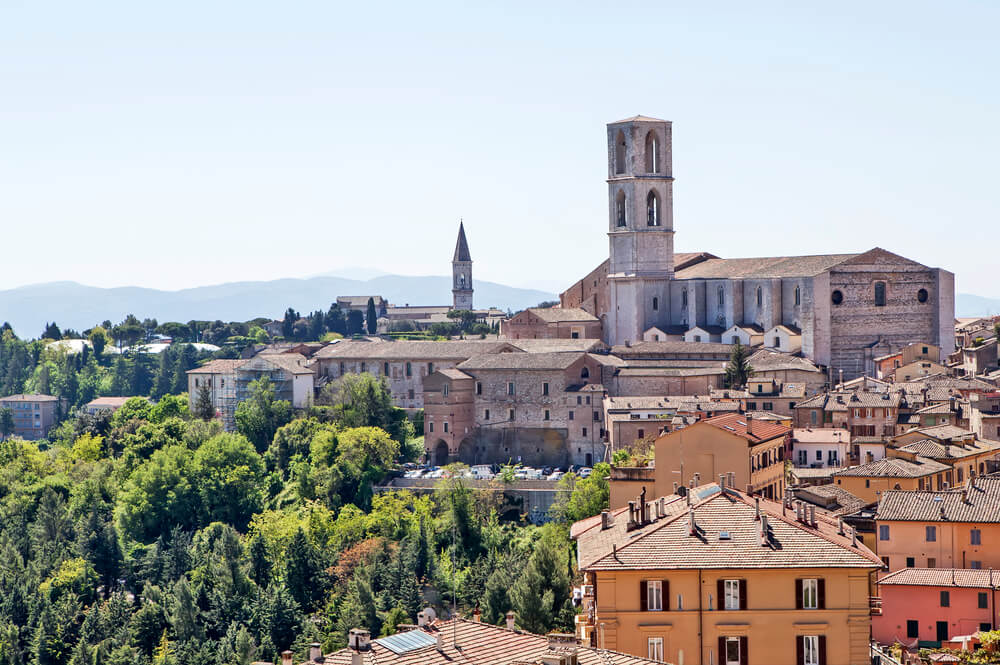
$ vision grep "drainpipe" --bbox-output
[698,567,704,665]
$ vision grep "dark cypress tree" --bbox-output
[365,298,377,335]
[284,529,323,611]
[725,340,753,388]
[151,346,175,399]
[194,385,215,421]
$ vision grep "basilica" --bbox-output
[560,116,955,379]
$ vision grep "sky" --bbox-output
[1,1,997,296]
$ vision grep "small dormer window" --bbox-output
[719,531,731,541]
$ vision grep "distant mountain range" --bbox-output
[0,276,558,338]
[0,276,995,339]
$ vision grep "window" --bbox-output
[652,296,658,311]
[507,382,515,396]
[983,623,993,633]
[408,389,414,399]
[881,556,890,568]
[694,335,702,342]
[429,422,434,433]
[732,335,740,344]
[794,285,801,306]
[508,408,515,420]
[926,525,937,542]
[593,411,600,422]
[428,362,434,374]
[638,428,644,439]
[918,288,929,303]
[582,427,588,436]
[615,190,627,227]
[972,529,982,545]
[928,558,936,568]
[406,362,412,377]
[801,579,819,610]
[443,422,449,433]
[980,592,989,609]
[645,131,660,174]
[906,557,915,568]
[542,382,549,396]
[581,367,590,379]
[971,560,983,569]
[647,191,661,226]
[682,289,688,308]
[384,362,390,376]
[798,450,807,465]
[874,281,886,306]
[906,620,919,639]
[723,579,741,610]
[718,285,725,307]
[811,411,818,425]
[476,382,482,395]
[723,637,742,665]
[815,450,822,461]
[485,409,490,420]
[801,635,821,665]
[615,130,626,174]
[646,580,663,611]
[756,286,762,307]
[443,384,449,397]
[940,591,950,607]
[879,525,890,541]
[648,637,663,662]
[763,402,773,411]
[774,336,780,348]
[360,362,366,373]
[831,290,843,305]
[544,410,550,421]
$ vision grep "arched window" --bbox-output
[645,131,660,174]
[831,290,844,305]
[459,274,466,288]
[681,289,688,308]
[646,191,660,226]
[581,366,590,379]
[794,285,801,306]
[652,296,659,311]
[718,285,725,307]
[917,288,929,303]
[615,130,626,175]
[874,282,887,307]
[615,190,627,227]
[756,286,763,307]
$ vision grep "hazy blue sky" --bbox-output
[2,1,997,295]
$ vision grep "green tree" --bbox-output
[194,385,215,421]
[88,326,109,356]
[346,310,365,336]
[192,433,265,529]
[0,408,13,440]
[552,462,610,523]
[725,340,753,388]
[234,377,292,453]
[365,298,377,335]
[284,528,325,611]
[116,445,198,542]
[509,530,572,634]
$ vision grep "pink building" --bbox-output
[873,569,999,648]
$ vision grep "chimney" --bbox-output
[746,413,754,436]
[673,481,679,494]
[838,517,845,536]
[760,514,769,546]
[352,652,362,665]
[601,510,611,530]
[281,651,293,665]
[437,632,444,650]
[728,471,736,488]
[809,505,816,527]
[506,611,516,630]
[795,501,803,523]
[348,629,371,652]
[688,508,696,536]
[851,526,858,547]
[754,497,761,521]
[472,607,481,623]
[719,474,726,489]
[693,472,701,485]
[310,642,324,662]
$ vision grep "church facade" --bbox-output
[561,116,955,380]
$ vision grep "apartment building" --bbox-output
[874,477,1000,572]
[832,457,949,504]
[572,483,882,665]
[0,394,60,440]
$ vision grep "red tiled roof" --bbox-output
[876,476,1000,523]
[701,412,790,444]
[877,568,1000,589]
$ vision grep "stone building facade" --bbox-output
[500,307,602,340]
[561,115,956,380]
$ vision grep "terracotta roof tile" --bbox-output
[876,476,1000,523]
[877,568,1000,588]
[834,456,948,478]
[701,412,790,444]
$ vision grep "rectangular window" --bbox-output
[803,635,820,665]
[926,525,937,542]
[429,422,434,433]
[428,362,434,374]
[508,408,515,420]
[763,402,773,410]
[724,637,740,665]
[647,637,663,662]
[569,411,574,420]
[638,429,645,439]
[971,560,983,569]
[980,592,989,609]
[972,529,982,545]
[443,422,449,433]
[360,362,366,373]
[507,382,515,396]
[544,410,550,421]
[384,362,390,376]
[542,382,549,396]
[476,382,482,395]
[577,396,582,405]
[906,620,919,639]
[879,525,890,541]
[485,409,490,420]
[443,385,449,397]
[906,557,915,568]
[594,410,600,421]
[647,580,663,611]
[582,427,588,437]
[982,623,993,633]
[802,579,818,610]
[940,591,950,607]
[724,579,741,610]
[928,558,936,568]
[406,362,412,377]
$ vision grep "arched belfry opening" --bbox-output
[615,190,627,227]
[645,131,660,174]
[646,191,660,226]
[615,130,627,174]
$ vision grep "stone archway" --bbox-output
[432,440,450,466]
[456,437,478,466]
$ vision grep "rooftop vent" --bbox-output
[719,531,732,541]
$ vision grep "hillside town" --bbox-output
[2,115,997,665]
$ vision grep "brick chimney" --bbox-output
[281,651,293,665]
[310,642,324,662]
[745,413,754,437]
[506,611,516,630]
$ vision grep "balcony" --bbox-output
[869,596,882,616]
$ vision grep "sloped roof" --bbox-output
[747,349,822,373]
[523,307,599,323]
[187,359,244,375]
[457,351,589,371]
[700,412,790,444]
[895,439,1000,460]
[674,253,859,280]
[314,339,514,361]
[610,114,668,124]
[877,568,1000,589]
[834,456,948,478]
[311,619,659,665]
[453,222,471,262]
[911,424,975,441]
[575,484,881,571]
[506,339,606,353]
[876,476,1000,523]
[0,393,60,402]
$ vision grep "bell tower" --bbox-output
[452,221,474,311]
[606,115,675,345]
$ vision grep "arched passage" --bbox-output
[432,440,450,466]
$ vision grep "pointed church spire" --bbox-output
[453,220,472,262]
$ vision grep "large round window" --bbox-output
[917,288,928,303]
[831,290,844,305]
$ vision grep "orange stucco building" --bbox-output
[572,484,882,665]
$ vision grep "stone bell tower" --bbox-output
[606,115,675,346]
[452,221,474,311]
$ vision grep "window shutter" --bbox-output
[739,579,747,610]
[739,636,748,665]
[818,579,826,609]
[717,580,725,610]
[718,637,726,663]
[819,636,827,665]
[640,581,648,611]
[661,580,669,611]
[796,636,804,665]
[795,579,803,610]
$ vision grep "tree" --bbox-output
[725,340,753,388]
[282,309,299,339]
[88,326,109,356]
[194,385,215,421]
[0,408,13,440]
[41,322,62,341]
[365,298,377,335]
[192,433,265,529]
[552,463,610,523]
[284,528,324,611]
[234,377,292,452]
[346,310,365,336]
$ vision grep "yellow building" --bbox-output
[572,483,882,665]
[831,456,949,504]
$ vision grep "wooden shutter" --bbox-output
[739,579,747,610]
[739,636,748,665]
[718,637,726,664]
[661,580,669,611]
[717,579,725,610]
[817,579,826,609]
[818,636,827,665]
[640,580,648,611]
[796,636,804,665]
[795,579,803,610]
